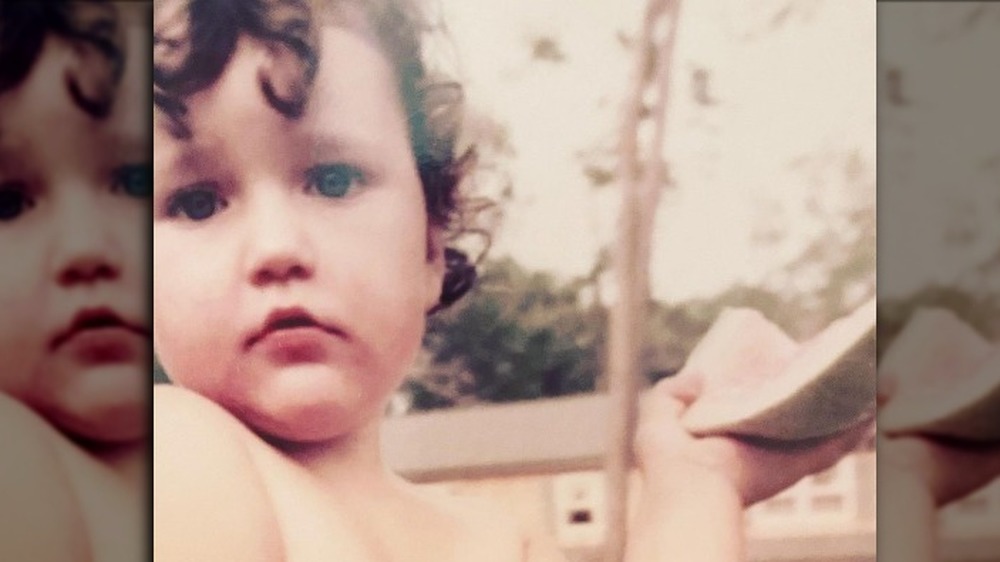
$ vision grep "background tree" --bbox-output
[408,258,602,409]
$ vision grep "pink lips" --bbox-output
[244,307,346,350]
[49,308,149,351]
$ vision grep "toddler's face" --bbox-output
[0,22,150,442]
[153,25,444,442]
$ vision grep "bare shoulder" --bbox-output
[409,483,567,562]
[1,394,145,562]
[153,385,284,561]
[0,394,91,561]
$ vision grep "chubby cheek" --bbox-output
[0,317,44,396]
[0,238,49,394]
[344,223,435,386]
[121,203,150,273]
[152,233,238,395]
[350,292,426,403]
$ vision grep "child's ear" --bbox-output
[424,226,447,311]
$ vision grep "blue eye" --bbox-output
[113,164,152,199]
[166,185,226,221]
[0,182,35,222]
[306,164,365,199]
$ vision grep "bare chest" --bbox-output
[245,450,526,562]
[52,438,144,562]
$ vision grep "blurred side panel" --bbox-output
[0,1,151,561]
[878,2,1000,561]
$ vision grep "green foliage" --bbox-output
[409,258,831,411]
[410,258,602,409]
[643,283,827,385]
[153,354,170,384]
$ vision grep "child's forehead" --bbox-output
[155,105,392,182]
[0,52,150,168]
[157,27,402,143]
[0,109,148,172]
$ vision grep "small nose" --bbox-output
[58,255,119,286]
[244,187,316,288]
[251,252,312,286]
[52,192,122,287]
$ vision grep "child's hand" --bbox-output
[879,435,1000,507]
[635,372,872,507]
[878,374,1000,506]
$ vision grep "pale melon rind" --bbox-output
[877,308,999,441]
[682,308,798,392]
[681,298,876,441]
[877,308,992,402]
[881,347,1000,442]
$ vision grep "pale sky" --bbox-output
[878,3,1000,298]
[439,0,876,302]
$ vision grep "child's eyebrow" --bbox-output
[155,141,218,180]
[305,130,384,161]
[105,126,153,163]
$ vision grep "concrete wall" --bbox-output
[385,397,999,560]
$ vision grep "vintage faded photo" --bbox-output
[152,1,875,560]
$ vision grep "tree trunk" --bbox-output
[604,0,682,560]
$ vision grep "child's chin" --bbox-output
[36,363,148,443]
[247,405,363,444]
[241,363,378,442]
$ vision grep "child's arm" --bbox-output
[876,372,1000,562]
[153,386,285,562]
[524,532,571,562]
[626,375,871,561]
[626,465,744,562]
[877,440,937,562]
[877,434,1000,562]
[0,394,91,562]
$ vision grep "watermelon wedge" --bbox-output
[878,309,1000,442]
[683,307,799,396]
[681,297,876,441]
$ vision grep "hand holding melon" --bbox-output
[636,374,872,507]
[635,300,876,506]
[879,309,1000,442]
[877,309,1000,506]
[678,298,876,441]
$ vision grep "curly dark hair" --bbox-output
[153,0,477,312]
[0,0,126,118]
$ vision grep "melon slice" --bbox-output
[878,309,1000,441]
[682,308,799,396]
[681,298,876,441]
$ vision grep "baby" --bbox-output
[151,1,870,560]
[0,1,149,560]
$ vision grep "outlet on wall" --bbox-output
[551,472,606,548]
